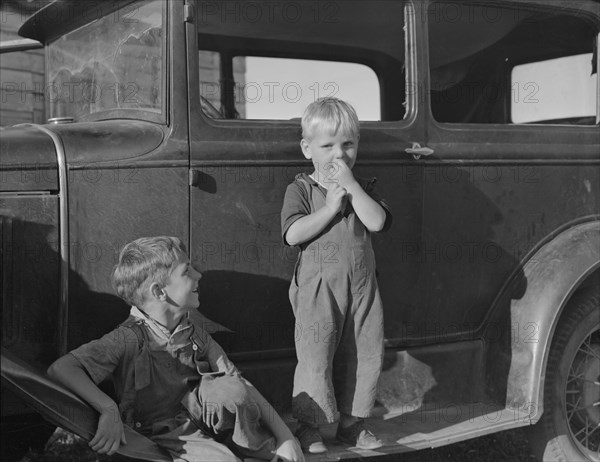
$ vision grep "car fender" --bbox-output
[483,219,600,422]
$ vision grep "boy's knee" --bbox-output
[201,375,253,409]
[216,374,252,399]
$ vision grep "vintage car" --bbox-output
[1,0,598,460]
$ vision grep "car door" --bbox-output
[185,0,428,376]
[420,0,599,343]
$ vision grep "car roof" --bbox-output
[19,0,599,45]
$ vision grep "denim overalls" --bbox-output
[282,173,388,425]
[71,309,274,461]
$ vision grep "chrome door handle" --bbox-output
[405,143,434,160]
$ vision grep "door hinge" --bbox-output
[184,4,193,23]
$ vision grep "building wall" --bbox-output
[0,3,46,126]
[199,50,247,118]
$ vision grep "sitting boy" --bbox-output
[47,236,303,462]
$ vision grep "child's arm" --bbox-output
[333,159,387,232]
[243,380,305,462]
[205,335,238,375]
[48,354,126,455]
[284,183,346,246]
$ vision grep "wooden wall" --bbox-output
[0,3,46,127]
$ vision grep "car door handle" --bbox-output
[405,143,434,160]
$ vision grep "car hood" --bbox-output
[0,120,164,192]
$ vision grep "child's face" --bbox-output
[161,258,202,311]
[301,127,358,182]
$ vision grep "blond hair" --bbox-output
[301,97,360,141]
[112,236,188,307]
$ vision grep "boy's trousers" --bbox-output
[180,373,276,460]
[290,242,385,425]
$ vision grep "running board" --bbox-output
[304,404,532,460]
[2,347,533,461]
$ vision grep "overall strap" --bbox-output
[119,316,151,389]
[120,316,145,352]
[296,176,310,189]
[117,316,150,426]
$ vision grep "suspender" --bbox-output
[120,316,145,352]
[117,316,148,426]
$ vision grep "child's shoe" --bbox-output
[336,419,383,450]
[295,423,328,454]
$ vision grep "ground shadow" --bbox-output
[0,217,130,459]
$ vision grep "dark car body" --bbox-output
[1,0,599,460]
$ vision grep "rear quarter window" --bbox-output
[511,53,597,124]
[428,1,598,125]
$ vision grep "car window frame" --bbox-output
[423,0,600,162]
[44,0,169,125]
[187,0,421,138]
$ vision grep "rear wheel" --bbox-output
[529,288,600,462]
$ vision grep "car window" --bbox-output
[428,1,598,125]
[47,0,165,122]
[511,53,597,124]
[196,1,406,122]
[200,56,380,121]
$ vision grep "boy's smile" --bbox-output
[301,129,358,184]
[162,259,202,310]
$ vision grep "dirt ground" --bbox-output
[18,426,538,462]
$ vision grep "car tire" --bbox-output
[528,287,599,462]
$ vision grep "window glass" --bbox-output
[428,1,598,125]
[511,54,597,124]
[197,1,405,121]
[47,0,164,121]
[228,57,379,120]
[199,50,223,117]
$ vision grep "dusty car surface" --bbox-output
[1,0,599,460]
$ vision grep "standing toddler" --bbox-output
[281,97,392,453]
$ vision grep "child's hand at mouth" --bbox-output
[329,159,357,190]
